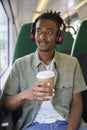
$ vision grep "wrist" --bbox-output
[67,125,78,130]
[20,90,28,102]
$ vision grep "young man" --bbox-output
[2,11,87,130]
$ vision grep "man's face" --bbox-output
[35,19,58,52]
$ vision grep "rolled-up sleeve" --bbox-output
[73,58,87,94]
[4,61,20,95]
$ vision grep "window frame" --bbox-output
[0,0,9,77]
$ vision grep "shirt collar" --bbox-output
[54,50,61,67]
[34,49,60,68]
[34,49,42,67]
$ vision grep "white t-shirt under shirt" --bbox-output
[34,58,65,123]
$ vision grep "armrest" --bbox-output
[0,110,11,129]
[0,110,14,130]
[0,111,10,127]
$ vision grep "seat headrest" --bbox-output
[12,23,37,63]
[71,20,87,56]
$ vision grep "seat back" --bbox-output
[71,19,87,84]
[71,19,87,122]
[12,23,37,63]
[71,20,87,56]
[56,31,74,54]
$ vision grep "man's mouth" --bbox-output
[39,41,48,46]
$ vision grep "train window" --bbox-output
[0,1,9,76]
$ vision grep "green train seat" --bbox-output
[12,23,37,63]
[56,31,74,54]
[71,19,87,123]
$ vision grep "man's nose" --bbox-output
[40,32,46,40]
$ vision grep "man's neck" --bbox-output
[38,50,55,65]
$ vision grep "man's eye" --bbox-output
[47,31,53,35]
[36,30,41,34]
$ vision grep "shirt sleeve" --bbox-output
[4,61,20,95]
[73,58,87,94]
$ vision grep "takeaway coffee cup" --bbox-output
[36,71,55,98]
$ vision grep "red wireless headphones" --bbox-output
[30,22,66,44]
[30,22,35,41]
[30,31,35,41]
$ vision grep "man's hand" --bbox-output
[23,81,55,101]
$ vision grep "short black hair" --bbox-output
[35,10,63,27]
[32,10,65,33]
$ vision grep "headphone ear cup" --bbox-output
[30,22,35,41]
[30,32,35,41]
[56,30,63,44]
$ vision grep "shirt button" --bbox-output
[63,86,65,89]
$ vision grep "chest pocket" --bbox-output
[55,82,73,105]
